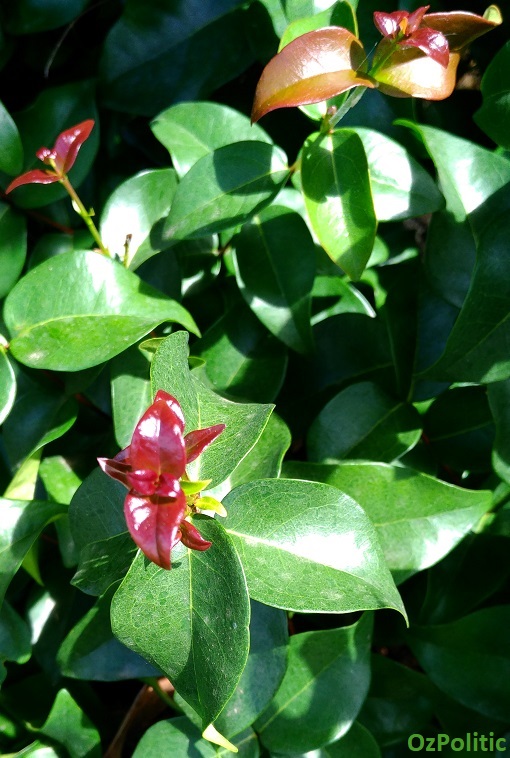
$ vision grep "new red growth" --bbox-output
[98,390,225,569]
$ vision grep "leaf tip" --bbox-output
[202,724,238,753]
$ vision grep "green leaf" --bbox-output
[164,142,289,241]
[214,600,288,737]
[422,215,510,382]
[352,128,443,221]
[39,689,101,758]
[8,81,99,208]
[151,331,273,487]
[489,379,510,483]
[5,251,198,371]
[233,205,315,353]
[475,40,510,149]
[424,386,495,473]
[282,461,492,584]
[68,469,127,553]
[408,606,510,722]
[133,717,216,757]
[0,100,22,175]
[58,585,160,681]
[111,517,250,726]
[323,721,381,757]
[307,382,422,464]
[311,275,376,324]
[0,204,26,298]
[255,614,372,753]
[0,600,31,684]
[193,302,288,402]
[151,101,273,177]
[111,345,152,448]
[0,498,67,606]
[71,533,136,596]
[226,413,291,492]
[301,130,377,280]
[4,0,88,34]
[100,1,255,116]
[0,347,15,426]
[100,169,178,267]
[39,456,82,568]
[223,479,406,616]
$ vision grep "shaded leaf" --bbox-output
[0,600,31,684]
[39,689,101,758]
[0,100,23,175]
[0,347,16,426]
[475,40,510,149]
[0,203,27,299]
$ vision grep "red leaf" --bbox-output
[423,9,502,51]
[373,10,408,37]
[97,456,131,488]
[153,389,185,431]
[184,424,226,464]
[52,119,95,174]
[179,520,212,551]
[405,6,429,34]
[124,490,186,570]
[400,27,449,68]
[5,170,59,193]
[129,396,186,477]
[127,470,181,498]
[252,27,375,122]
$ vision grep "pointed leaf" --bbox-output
[223,479,406,617]
[151,331,273,487]
[301,130,376,280]
[423,8,502,51]
[255,614,372,753]
[282,461,492,584]
[233,205,315,353]
[0,347,16,426]
[185,425,226,464]
[164,141,289,241]
[111,517,250,726]
[4,251,198,371]
[252,27,374,122]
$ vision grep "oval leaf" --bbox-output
[223,479,406,617]
[252,27,375,122]
[4,251,198,371]
[301,130,377,280]
[111,517,250,726]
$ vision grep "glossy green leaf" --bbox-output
[301,130,377,280]
[226,413,291,492]
[151,331,273,487]
[352,128,443,221]
[68,469,127,553]
[422,215,510,382]
[311,275,376,324]
[193,302,288,402]
[282,461,492,584]
[256,614,372,753]
[252,28,374,122]
[475,40,510,149]
[0,100,22,175]
[318,721,381,757]
[100,169,178,267]
[39,689,101,758]
[5,251,198,371]
[223,479,406,616]
[308,382,422,464]
[4,0,88,34]
[163,141,289,241]
[489,379,510,483]
[100,1,254,116]
[0,347,15,426]
[0,204,27,298]
[111,517,250,726]
[0,600,31,684]
[408,606,510,722]
[234,205,315,353]
[214,600,288,737]
[152,101,273,177]
[39,456,81,568]
[0,498,67,606]
[8,81,99,208]
[58,585,160,681]
[111,345,152,448]
[133,717,259,757]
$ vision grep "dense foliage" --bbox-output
[0,0,509,755]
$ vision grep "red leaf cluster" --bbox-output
[98,390,225,569]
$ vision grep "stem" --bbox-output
[60,175,110,257]
[325,86,368,130]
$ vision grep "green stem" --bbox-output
[60,175,110,257]
[324,86,368,131]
